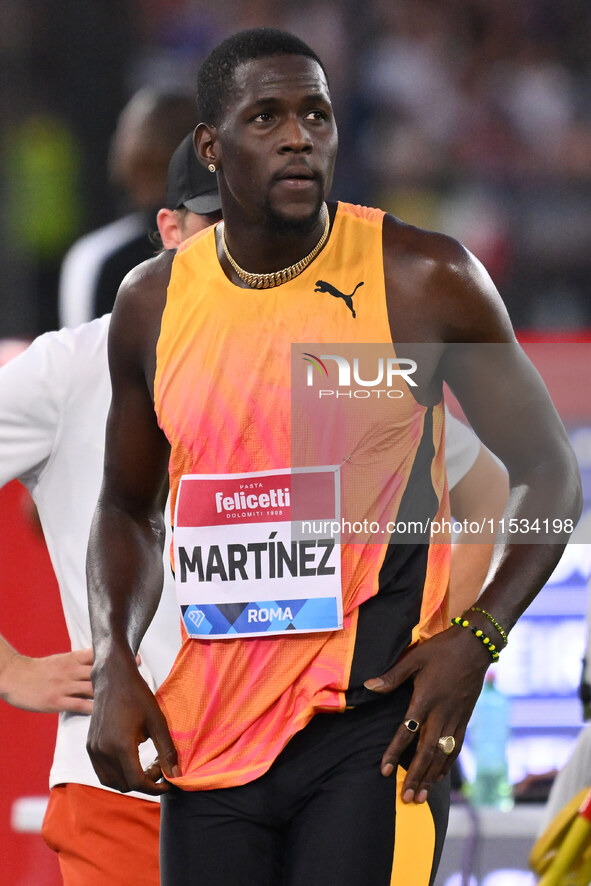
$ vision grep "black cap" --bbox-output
[165,133,221,214]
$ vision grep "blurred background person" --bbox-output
[0,136,222,886]
[58,87,199,327]
[3,1,591,338]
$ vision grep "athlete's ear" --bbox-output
[157,208,183,250]
[195,122,219,172]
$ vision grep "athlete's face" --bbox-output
[209,54,338,231]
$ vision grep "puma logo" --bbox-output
[314,280,364,318]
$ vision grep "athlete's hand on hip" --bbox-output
[364,626,491,803]
[87,648,179,795]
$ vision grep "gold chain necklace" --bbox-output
[221,205,330,289]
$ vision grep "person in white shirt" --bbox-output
[0,133,221,886]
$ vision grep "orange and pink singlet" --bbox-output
[154,202,450,794]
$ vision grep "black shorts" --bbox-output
[160,687,449,886]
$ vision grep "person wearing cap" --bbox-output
[161,130,226,216]
[0,135,221,886]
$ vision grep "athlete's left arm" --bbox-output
[367,226,583,803]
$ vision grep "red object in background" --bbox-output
[0,479,67,886]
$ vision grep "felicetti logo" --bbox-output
[302,352,417,399]
[215,485,290,514]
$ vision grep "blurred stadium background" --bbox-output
[1,2,590,884]
[2,0,591,337]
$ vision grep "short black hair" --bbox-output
[197,28,327,126]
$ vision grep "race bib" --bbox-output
[173,467,342,638]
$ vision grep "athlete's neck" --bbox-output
[216,203,336,287]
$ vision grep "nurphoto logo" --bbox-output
[303,352,417,399]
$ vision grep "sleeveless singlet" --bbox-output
[154,202,450,790]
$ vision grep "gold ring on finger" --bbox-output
[437,735,455,755]
[403,718,420,733]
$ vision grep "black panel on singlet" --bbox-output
[346,407,440,706]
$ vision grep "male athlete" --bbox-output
[86,28,582,886]
[0,129,497,886]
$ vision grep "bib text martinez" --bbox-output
[178,533,336,583]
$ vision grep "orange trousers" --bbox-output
[42,783,160,886]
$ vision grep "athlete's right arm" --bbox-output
[86,252,179,795]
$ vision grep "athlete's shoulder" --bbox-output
[116,249,175,310]
[381,213,513,342]
[383,212,469,269]
[109,250,175,372]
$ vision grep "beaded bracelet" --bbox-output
[451,616,500,662]
[469,606,509,647]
